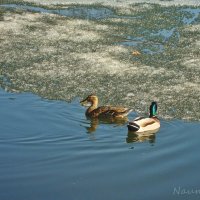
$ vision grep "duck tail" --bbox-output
[127,122,140,132]
[123,108,133,116]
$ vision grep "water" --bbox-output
[0,3,200,198]
[0,88,200,200]
[181,8,200,24]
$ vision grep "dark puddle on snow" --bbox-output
[0,4,114,19]
[118,8,200,54]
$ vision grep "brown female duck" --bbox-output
[80,94,133,118]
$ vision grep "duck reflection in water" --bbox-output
[126,130,157,144]
[86,116,128,133]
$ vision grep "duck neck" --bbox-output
[151,116,159,121]
[87,99,98,114]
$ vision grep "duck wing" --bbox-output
[103,106,133,117]
[128,117,160,132]
[138,118,157,127]
[93,106,132,117]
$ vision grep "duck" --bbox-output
[80,94,133,118]
[127,101,160,133]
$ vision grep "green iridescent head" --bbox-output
[149,101,158,117]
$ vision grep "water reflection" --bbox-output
[85,117,128,133]
[126,130,158,144]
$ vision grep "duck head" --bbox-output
[80,94,98,107]
[149,101,158,118]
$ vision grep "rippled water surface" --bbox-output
[0,88,200,200]
[0,2,200,199]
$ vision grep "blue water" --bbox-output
[0,2,200,199]
[0,88,200,200]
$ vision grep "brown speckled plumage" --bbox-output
[80,95,132,118]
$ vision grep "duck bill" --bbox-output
[80,98,90,106]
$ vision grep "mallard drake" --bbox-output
[80,94,133,118]
[127,101,160,133]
